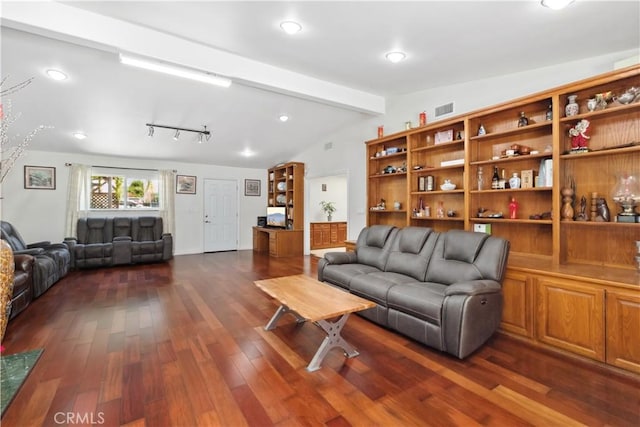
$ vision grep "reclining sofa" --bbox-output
[64,216,173,269]
[317,225,510,359]
[1,221,70,298]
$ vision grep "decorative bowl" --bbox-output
[440,182,456,191]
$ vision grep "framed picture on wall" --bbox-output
[176,175,196,194]
[245,179,261,196]
[24,165,56,190]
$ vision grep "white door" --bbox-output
[204,179,238,252]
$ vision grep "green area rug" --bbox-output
[1,349,43,416]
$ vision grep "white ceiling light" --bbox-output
[73,132,86,140]
[279,115,289,122]
[46,69,68,80]
[241,148,255,157]
[540,0,575,10]
[280,21,302,35]
[173,130,180,141]
[119,54,232,88]
[385,51,406,63]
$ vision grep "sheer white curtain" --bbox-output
[65,164,91,237]
[159,169,176,236]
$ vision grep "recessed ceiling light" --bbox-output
[241,148,255,157]
[540,0,575,10]
[46,69,68,81]
[279,115,289,122]
[73,132,87,140]
[385,51,406,63]
[280,21,302,35]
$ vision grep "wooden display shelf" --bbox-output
[469,121,552,141]
[559,143,640,159]
[468,218,553,225]
[369,172,407,179]
[411,165,464,173]
[558,102,640,123]
[410,139,464,153]
[470,152,550,166]
[411,189,464,195]
[470,187,552,194]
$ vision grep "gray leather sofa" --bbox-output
[64,216,173,269]
[317,225,510,359]
[1,220,70,298]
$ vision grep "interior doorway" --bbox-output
[306,172,348,256]
[203,179,238,252]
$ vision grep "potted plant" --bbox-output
[319,201,336,221]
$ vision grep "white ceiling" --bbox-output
[1,1,639,169]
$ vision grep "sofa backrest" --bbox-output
[77,218,114,244]
[131,217,163,242]
[425,230,510,285]
[355,225,398,271]
[0,221,27,251]
[385,227,439,281]
[113,218,132,238]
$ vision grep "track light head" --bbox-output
[173,130,180,141]
[148,126,154,137]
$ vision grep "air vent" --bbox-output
[324,142,333,150]
[435,102,454,117]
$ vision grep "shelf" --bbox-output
[411,216,464,222]
[470,152,550,166]
[560,220,639,227]
[559,143,640,159]
[410,139,464,153]
[369,151,407,160]
[411,165,465,173]
[411,189,464,195]
[559,102,640,123]
[369,209,407,214]
[369,172,407,179]
[470,187,552,194]
[468,218,553,225]
[469,121,552,141]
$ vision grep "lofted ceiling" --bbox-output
[1,1,639,169]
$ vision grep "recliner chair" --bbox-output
[130,217,173,263]
[0,221,70,297]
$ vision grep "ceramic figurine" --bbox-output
[595,198,610,222]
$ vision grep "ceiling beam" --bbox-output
[1,1,385,115]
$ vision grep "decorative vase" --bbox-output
[509,173,521,189]
[565,94,579,117]
[0,239,15,342]
[327,215,332,222]
[587,98,598,112]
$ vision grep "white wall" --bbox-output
[0,150,265,255]
[295,49,638,242]
[308,175,348,223]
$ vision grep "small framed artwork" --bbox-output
[418,176,426,192]
[245,179,261,196]
[24,165,56,190]
[176,175,197,194]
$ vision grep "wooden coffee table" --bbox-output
[254,274,375,372]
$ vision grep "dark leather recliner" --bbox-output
[0,220,70,298]
[10,254,34,320]
[130,217,173,263]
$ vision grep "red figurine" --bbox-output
[569,119,590,152]
[509,197,519,219]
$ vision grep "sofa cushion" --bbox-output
[321,264,381,290]
[443,230,488,264]
[350,272,418,306]
[387,282,447,325]
[113,218,131,238]
[356,226,397,271]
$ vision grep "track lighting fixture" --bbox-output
[146,123,211,142]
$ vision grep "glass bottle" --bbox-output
[545,103,553,121]
[491,166,499,190]
[478,123,486,136]
[477,166,484,191]
[499,169,507,189]
[436,201,445,218]
[517,111,529,127]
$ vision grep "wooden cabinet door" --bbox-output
[500,270,533,338]
[336,223,347,244]
[536,276,605,361]
[606,290,640,374]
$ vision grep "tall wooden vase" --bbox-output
[0,239,15,342]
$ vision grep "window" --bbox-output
[90,167,160,210]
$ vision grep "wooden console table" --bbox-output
[252,226,303,257]
[310,221,347,250]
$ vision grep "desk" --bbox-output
[252,226,303,257]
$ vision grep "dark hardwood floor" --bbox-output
[2,251,639,426]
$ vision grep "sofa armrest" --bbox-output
[445,280,501,296]
[14,254,34,272]
[27,241,51,248]
[324,251,358,265]
[14,248,45,256]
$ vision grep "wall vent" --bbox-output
[435,102,454,117]
[324,142,333,150]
